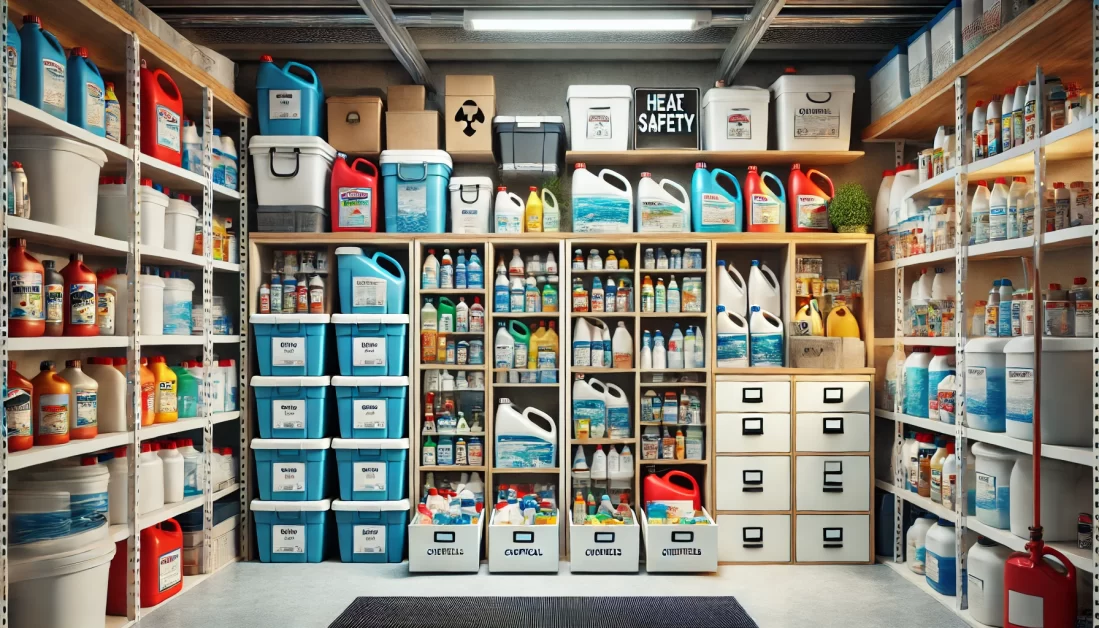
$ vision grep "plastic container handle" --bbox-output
[352,158,378,178]
[727,263,746,289]
[605,382,626,399]
[541,189,559,212]
[589,378,606,394]
[395,163,427,183]
[282,61,320,87]
[44,30,64,55]
[458,184,482,205]
[807,169,835,199]
[160,518,182,535]
[761,264,780,290]
[662,469,700,493]
[806,92,834,104]
[370,251,405,282]
[711,168,742,201]
[268,147,301,178]
[508,319,529,337]
[507,192,524,208]
[154,69,182,101]
[762,172,786,205]
[1040,545,1078,586]
[660,179,689,205]
[598,169,633,196]
[522,406,558,440]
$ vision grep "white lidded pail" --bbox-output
[140,184,170,248]
[964,337,1010,432]
[448,176,493,234]
[249,135,337,209]
[12,134,107,236]
[566,85,632,151]
[140,271,165,335]
[163,196,199,253]
[702,86,769,151]
[95,178,129,240]
[971,441,1015,530]
[9,526,116,628]
[1004,336,1089,447]
[768,74,855,151]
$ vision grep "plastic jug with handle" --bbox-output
[826,304,860,338]
[745,166,787,232]
[572,375,606,439]
[494,398,557,468]
[140,61,183,167]
[717,260,748,316]
[749,305,784,367]
[256,55,324,136]
[508,320,531,369]
[643,469,701,513]
[571,162,634,233]
[7,19,20,100]
[747,260,781,316]
[335,247,406,315]
[493,186,525,233]
[66,47,106,137]
[20,15,66,120]
[330,156,379,232]
[793,299,825,336]
[788,163,834,232]
[637,172,690,232]
[716,305,749,367]
[542,189,561,232]
[691,162,743,232]
[604,382,631,439]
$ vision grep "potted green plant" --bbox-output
[829,182,873,233]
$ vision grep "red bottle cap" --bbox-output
[260,54,273,62]
[696,162,707,169]
[23,15,41,26]
[71,47,89,58]
[529,186,537,191]
[575,162,586,169]
[1053,182,1065,189]
[497,186,506,192]
[995,177,1007,184]
[11,161,21,169]
[1074,277,1087,285]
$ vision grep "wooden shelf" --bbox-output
[641,459,709,466]
[491,467,561,474]
[420,288,489,295]
[565,150,865,167]
[419,465,488,472]
[573,438,635,446]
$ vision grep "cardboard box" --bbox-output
[445,75,496,156]
[789,337,866,369]
[328,96,383,154]
[386,110,439,150]
[388,85,426,111]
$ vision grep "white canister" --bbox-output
[923,519,958,596]
[1009,454,1088,542]
[137,443,164,515]
[565,85,633,151]
[906,514,935,574]
[162,274,195,336]
[140,182,170,248]
[701,85,770,151]
[95,178,129,240]
[768,74,856,152]
[104,450,129,525]
[164,196,199,253]
[972,442,1017,530]
[964,337,1010,432]
[1004,336,1089,447]
[967,537,1012,627]
[139,271,165,336]
[448,176,494,234]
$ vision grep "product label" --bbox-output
[158,548,182,592]
[795,194,829,230]
[1072,187,1092,226]
[750,194,781,226]
[42,59,65,109]
[571,196,632,233]
[272,525,305,554]
[1005,367,1034,425]
[273,400,305,430]
[793,107,840,138]
[942,473,955,510]
[338,187,373,228]
[271,337,306,367]
[572,341,590,367]
[353,337,387,367]
[75,390,97,428]
[37,394,69,435]
[968,365,1005,427]
[395,182,428,232]
[749,333,783,367]
[436,441,453,465]
[352,277,388,308]
[938,389,956,424]
[269,89,302,120]
[716,332,748,365]
[495,434,555,468]
[157,381,177,413]
[725,108,752,139]
[989,202,1008,241]
[574,399,607,437]
[97,288,116,333]
[105,100,121,142]
[700,192,738,226]
[1076,301,1092,337]
[353,525,386,554]
[43,282,63,324]
[1024,100,1037,141]
[353,462,387,492]
[10,271,43,321]
[967,366,988,417]
[353,399,387,429]
[976,471,997,512]
[607,406,630,438]
[495,213,522,234]
[639,200,687,232]
[586,108,613,139]
[156,104,181,151]
[6,46,17,97]
[925,552,940,582]
[903,366,928,417]
[930,468,942,497]
[68,282,96,326]
[273,462,305,492]
[6,391,30,438]
[85,82,105,129]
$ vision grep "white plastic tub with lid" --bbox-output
[964,337,1011,432]
[11,134,108,236]
[566,85,633,151]
[768,74,856,151]
[448,176,494,234]
[701,86,769,151]
[971,442,1016,529]
[9,526,116,628]
[139,271,165,335]
[868,45,909,122]
[1004,336,1089,446]
[95,179,128,240]
[164,196,199,253]
[249,135,337,209]
[140,184,170,248]
[1009,454,1088,542]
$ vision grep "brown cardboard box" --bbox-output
[444,75,495,156]
[327,96,383,154]
[386,110,439,150]
[388,85,426,111]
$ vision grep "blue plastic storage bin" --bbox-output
[256,57,323,136]
[252,499,329,563]
[332,499,410,563]
[332,376,409,439]
[332,438,409,501]
[250,314,330,377]
[252,376,331,439]
[334,247,407,315]
[379,150,452,233]
[252,438,331,501]
[333,314,409,377]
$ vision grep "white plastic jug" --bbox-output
[611,321,633,369]
[889,164,919,226]
[717,260,748,316]
[494,398,557,468]
[494,187,525,234]
[494,323,515,369]
[716,305,749,368]
[748,260,781,316]
[83,358,126,433]
[572,318,592,367]
[875,170,895,233]
[604,382,630,439]
[749,306,784,367]
[572,376,607,438]
[448,176,493,234]
[637,173,690,233]
[571,164,634,233]
[968,538,1012,627]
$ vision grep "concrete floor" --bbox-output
[137,561,966,628]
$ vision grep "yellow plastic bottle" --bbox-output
[537,320,560,371]
[524,186,543,233]
[528,321,546,370]
[150,356,178,423]
[826,304,861,338]
[794,299,825,336]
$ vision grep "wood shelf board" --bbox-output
[712,367,875,376]
[565,150,865,167]
[490,467,561,474]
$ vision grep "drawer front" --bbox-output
[716,413,791,453]
[715,456,790,511]
[717,514,791,563]
[795,413,870,453]
[795,381,870,412]
[795,514,871,563]
[795,455,871,512]
[716,380,790,413]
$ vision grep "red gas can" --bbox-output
[140,519,183,607]
[1004,544,1077,628]
[788,163,834,232]
[140,61,183,167]
[643,469,701,511]
[331,155,379,232]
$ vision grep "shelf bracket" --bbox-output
[354,0,435,91]
[715,0,785,84]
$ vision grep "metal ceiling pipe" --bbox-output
[716,0,784,82]
[354,0,436,89]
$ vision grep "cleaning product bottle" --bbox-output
[1001,87,1014,152]
[612,321,633,368]
[825,305,860,338]
[747,260,782,316]
[652,330,668,369]
[971,180,991,245]
[494,321,515,370]
[929,437,949,503]
[904,347,932,417]
[875,170,895,232]
[140,60,183,167]
[542,190,560,232]
[330,156,379,232]
[985,96,1001,156]
[509,275,524,313]
[573,375,606,439]
[58,359,97,440]
[637,172,690,232]
[716,260,748,317]
[527,321,545,370]
[793,299,825,336]
[745,166,787,232]
[32,360,70,446]
[494,398,557,468]
[10,239,45,337]
[150,356,178,424]
[6,362,33,452]
[439,249,454,290]
[6,19,19,101]
[65,47,105,136]
[749,306,784,367]
[927,348,955,417]
[691,162,743,232]
[19,15,67,120]
[438,296,456,334]
[998,278,1013,337]
[989,177,1010,242]
[62,253,98,336]
[181,120,202,175]
[524,186,543,232]
[716,305,749,367]
[494,186,524,233]
[571,162,634,233]
[508,320,531,370]
[788,163,834,232]
[493,260,509,313]
[84,357,126,434]
[599,320,613,368]
[668,324,685,368]
[572,318,592,367]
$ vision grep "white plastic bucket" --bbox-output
[964,337,1010,432]
[701,86,770,151]
[1010,454,1088,542]
[971,442,1016,529]
[95,180,129,240]
[1004,336,1089,447]
[140,272,165,335]
[9,527,116,628]
[566,85,632,151]
[448,176,493,234]
[162,276,195,335]
[768,75,855,151]
[141,186,170,248]
[249,135,337,209]
[869,45,909,122]
[164,198,199,253]
[12,134,108,236]
[21,466,110,525]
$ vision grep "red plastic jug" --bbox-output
[788,163,834,232]
[1004,544,1076,628]
[644,469,701,511]
[331,156,379,232]
[744,165,787,233]
[9,238,45,337]
[61,253,98,336]
[140,61,183,167]
[140,519,183,607]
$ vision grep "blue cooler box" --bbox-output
[332,314,409,376]
[332,499,410,563]
[252,499,330,563]
[379,150,453,233]
[252,438,331,501]
[253,376,331,439]
[251,314,330,376]
[332,376,409,439]
[331,438,409,501]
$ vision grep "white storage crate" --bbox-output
[868,46,909,122]
[769,74,856,151]
[487,510,560,573]
[249,135,337,211]
[639,507,718,573]
[962,0,1004,54]
[407,516,484,572]
[701,86,770,151]
[567,512,640,573]
[930,1,962,79]
[907,26,932,96]
[566,85,632,151]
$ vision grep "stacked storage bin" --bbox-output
[331,247,411,562]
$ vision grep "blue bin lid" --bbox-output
[251,375,331,388]
[331,314,410,325]
[331,499,410,512]
[906,23,931,46]
[250,313,331,325]
[930,0,961,26]
[869,44,907,78]
[332,376,409,388]
[331,438,410,450]
[251,499,331,512]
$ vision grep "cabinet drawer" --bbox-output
[795,455,870,512]
[795,381,870,412]
[795,514,870,563]
[716,380,790,413]
[795,413,870,453]
[716,413,790,453]
[715,456,790,511]
[717,514,791,563]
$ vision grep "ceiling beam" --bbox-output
[354,0,435,90]
[716,0,784,83]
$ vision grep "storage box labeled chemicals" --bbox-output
[333,314,410,377]
[488,509,560,573]
[327,96,382,154]
[253,376,331,439]
[930,1,962,79]
[251,314,330,377]
[701,86,770,151]
[493,116,565,175]
[769,74,856,151]
[332,438,409,501]
[251,499,329,563]
[445,75,496,158]
[249,135,337,212]
[333,376,409,439]
[332,499,410,563]
[379,150,453,233]
[408,516,484,572]
[639,507,718,573]
[869,45,909,122]
[566,85,633,151]
[252,438,331,501]
[567,512,640,573]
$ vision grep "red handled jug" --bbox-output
[331,156,379,232]
[643,469,701,511]
[788,163,834,232]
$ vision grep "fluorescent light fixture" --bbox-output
[463,10,711,32]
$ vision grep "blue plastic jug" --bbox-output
[7,19,19,100]
[19,15,66,120]
[691,162,743,232]
[66,47,106,136]
[256,55,323,136]
[336,247,408,314]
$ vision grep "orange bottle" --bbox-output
[139,357,156,426]
[788,163,835,232]
[9,238,45,337]
[62,253,99,336]
[6,361,34,452]
[744,165,787,233]
[32,361,71,446]
[150,356,178,423]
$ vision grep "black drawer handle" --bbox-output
[742,526,764,548]
[433,531,455,543]
[823,387,844,403]
[743,469,763,492]
[823,417,844,434]
[672,531,694,543]
[594,532,615,543]
[742,417,764,435]
[513,531,534,543]
[823,460,843,492]
[822,527,844,548]
[742,387,763,403]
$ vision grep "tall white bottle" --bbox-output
[1006,177,1028,239]
[971,181,991,245]
[747,260,782,316]
[668,324,685,368]
[612,321,633,369]
[717,260,748,316]
[573,318,592,367]
[653,330,668,369]
[988,177,1010,242]
[494,322,515,369]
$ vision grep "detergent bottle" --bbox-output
[255,55,323,136]
[536,321,559,371]
[605,383,630,438]
[691,162,743,232]
[32,360,70,446]
[542,189,560,232]
[527,321,546,370]
[6,362,33,452]
[716,305,749,367]
[494,398,557,468]
[150,357,178,424]
[19,15,66,120]
[612,321,633,368]
[62,253,98,336]
[637,172,690,232]
[6,19,19,100]
[749,305,784,367]
[571,163,634,233]
[66,47,105,136]
[644,469,701,513]
[335,247,406,314]
[9,238,45,337]
[747,260,782,316]
[788,164,834,232]
[717,260,748,316]
[330,156,378,232]
[572,375,606,439]
[524,186,543,232]
[437,296,456,333]
[745,166,787,232]
[508,320,531,369]
[138,358,155,426]
[572,318,592,366]
[826,304,861,337]
[793,299,825,336]
[494,187,524,233]
[140,60,183,166]
[494,321,515,369]
[140,520,183,607]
